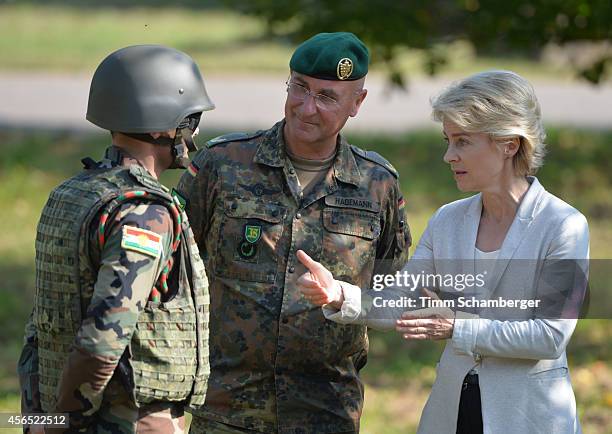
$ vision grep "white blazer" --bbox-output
[325,177,589,434]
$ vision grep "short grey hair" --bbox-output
[431,70,546,176]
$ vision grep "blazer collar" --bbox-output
[486,176,545,293]
[498,176,544,253]
[461,193,482,267]
[515,176,545,220]
[460,177,545,287]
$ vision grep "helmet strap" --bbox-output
[168,127,199,169]
[123,113,201,169]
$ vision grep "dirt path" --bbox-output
[2,72,611,133]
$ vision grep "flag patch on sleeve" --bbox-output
[187,161,200,177]
[121,226,163,259]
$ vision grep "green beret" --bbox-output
[289,32,369,81]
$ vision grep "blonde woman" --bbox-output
[297,70,588,434]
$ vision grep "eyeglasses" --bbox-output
[286,80,340,111]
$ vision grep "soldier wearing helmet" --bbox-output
[17,45,214,433]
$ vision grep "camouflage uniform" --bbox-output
[18,146,210,433]
[177,120,411,433]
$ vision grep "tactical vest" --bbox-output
[35,164,209,411]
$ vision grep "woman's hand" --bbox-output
[396,289,455,340]
[296,250,344,309]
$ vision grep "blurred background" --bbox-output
[0,0,611,432]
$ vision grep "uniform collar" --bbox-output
[333,134,361,187]
[253,121,286,167]
[253,120,361,187]
[102,145,158,183]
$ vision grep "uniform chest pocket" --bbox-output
[321,208,381,285]
[214,197,286,283]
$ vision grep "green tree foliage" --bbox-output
[225,0,612,85]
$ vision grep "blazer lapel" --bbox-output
[461,194,482,277]
[488,177,545,294]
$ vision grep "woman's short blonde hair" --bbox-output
[431,70,546,176]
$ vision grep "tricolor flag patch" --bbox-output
[187,161,200,177]
[121,226,163,259]
[398,197,406,210]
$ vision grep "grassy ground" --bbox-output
[0,128,610,432]
[0,3,578,81]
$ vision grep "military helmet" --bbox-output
[86,45,215,133]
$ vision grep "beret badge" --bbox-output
[336,58,353,80]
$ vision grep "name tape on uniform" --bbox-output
[325,195,381,212]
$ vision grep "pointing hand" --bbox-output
[296,250,344,309]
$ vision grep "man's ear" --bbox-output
[349,89,367,117]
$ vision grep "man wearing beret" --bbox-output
[177,32,411,433]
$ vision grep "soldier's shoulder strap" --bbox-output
[95,185,181,262]
[206,130,265,148]
[350,145,398,179]
[127,165,169,192]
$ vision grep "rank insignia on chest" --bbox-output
[244,225,262,243]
